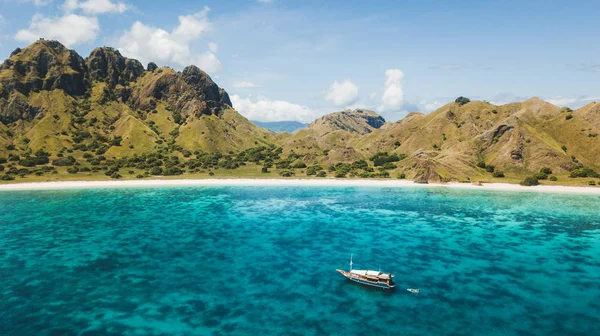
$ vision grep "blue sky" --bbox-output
[0,0,599,122]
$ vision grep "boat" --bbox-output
[336,255,396,290]
[407,288,420,293]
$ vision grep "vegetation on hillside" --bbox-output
[1,40,599,186]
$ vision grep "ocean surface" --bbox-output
[1,186,599,336]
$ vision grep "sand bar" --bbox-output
[1,179,600,194]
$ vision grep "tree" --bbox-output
[455,96,471,106]
[279,170,295,177]
[396,173,406,179]
[52,156,76,166]
[569,167,599,178]
[110,136,123,146]
[520,176,539,186]
[150,166,163,175]
[380,162,397,170]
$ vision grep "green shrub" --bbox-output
[565,114,573,120]
[334,171,347,178]
[396,173,406,179]
[150,166,163,175]
[539,167,553,175]
[317,171,327,177]
[485,165,495,173]
[520,176,539,186]
[351,160,369,170]
[67,167,79,174]
[380,162,397,170]
[292,161,307,169]
[110,136,123,146]
[549,176,558,181]
[589,181,596,186]
[534,172,548,180]
[1,174,15,181]
[0,158,6,164]
[492,171,505,178]
[455,96,471,106]
[476,161,486,168]
[261,167,269,173]
[164,167,184,176]
[279,170,295,177]
[569,167,599,178]
[52,156,76,166]
[0,165,4,172]
[306,166,317,176]
[561,145,567,152]
[110,172,122,179]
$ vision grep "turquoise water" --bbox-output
[1,186,599,335]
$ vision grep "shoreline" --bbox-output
[1,178,600,194]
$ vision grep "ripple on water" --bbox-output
[0,186,599,335]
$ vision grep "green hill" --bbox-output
[0,40,598,185]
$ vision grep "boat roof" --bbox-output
[350,269,393,279]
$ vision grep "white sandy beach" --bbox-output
[1,178,600,194]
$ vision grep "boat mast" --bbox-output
[350,254,353,271]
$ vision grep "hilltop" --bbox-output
[0,40,598,185]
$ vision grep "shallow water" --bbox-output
[1,186,599,335]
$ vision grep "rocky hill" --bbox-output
[0,40,598,184]
[0,39,275,162]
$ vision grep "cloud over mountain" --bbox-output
[15,13,99,47]
[117,7,221,73]
[325,80,359,106]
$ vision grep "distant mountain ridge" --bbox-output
[251,120,308,133]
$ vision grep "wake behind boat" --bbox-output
[336,255,396,290]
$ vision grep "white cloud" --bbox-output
[62,0,128,14]
[208,42,218,53]
[231,95,318,122]
[325,80,359,106]
[196,51,221,73]
[418,100,445,112]
[258,0,273,3]
[19,0,52,6]
[117,7,222,73]
[545,96,578,106]
[233,81,258,88]
[544,95,600,107]
[15,13,99,47]
[380,69,404,111]
[369,91,377,100]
